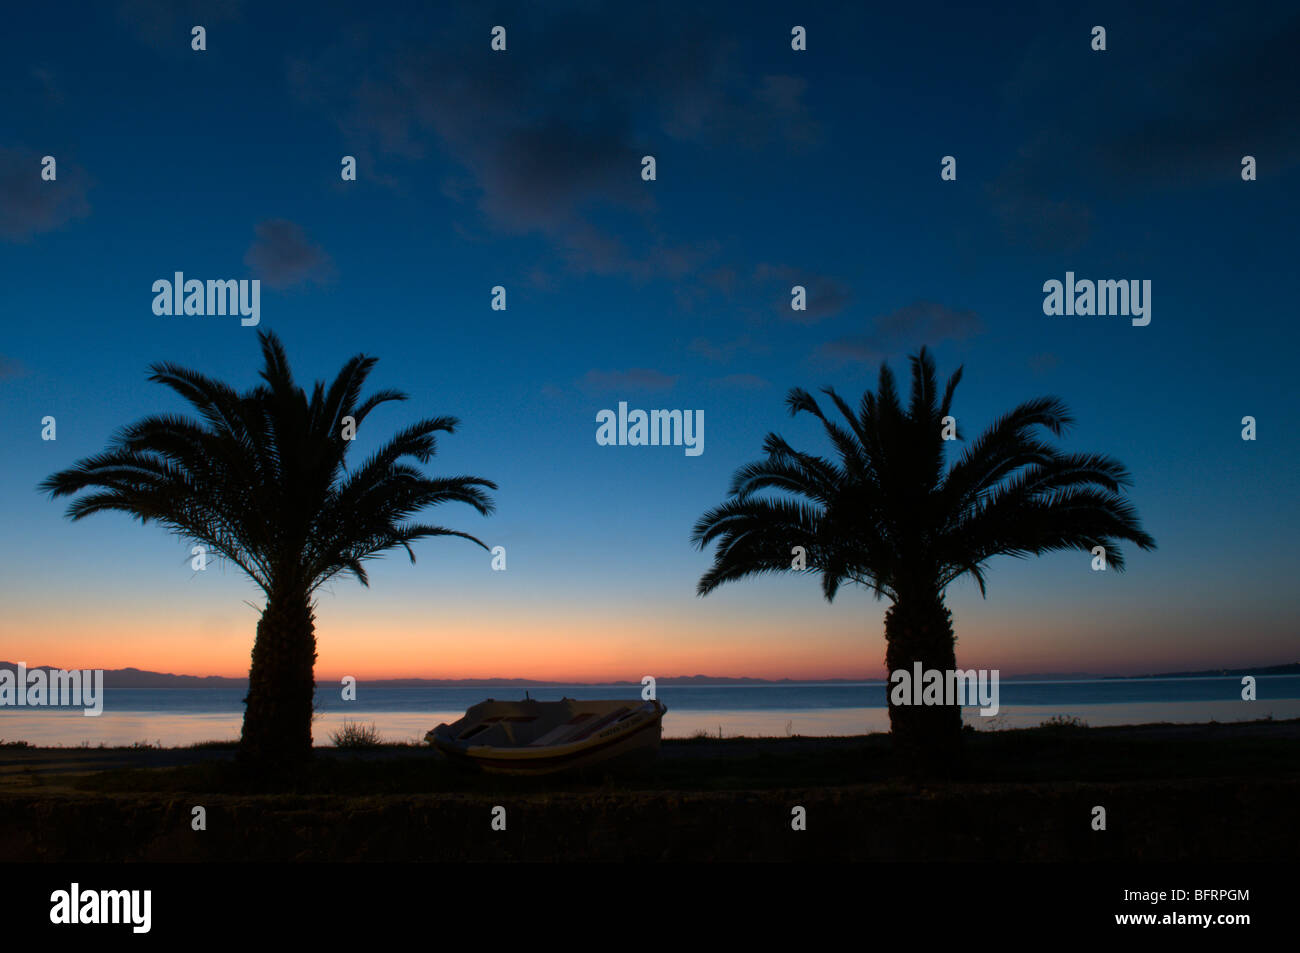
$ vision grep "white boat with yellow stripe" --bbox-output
[427,696,668,775]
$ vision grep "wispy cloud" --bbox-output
[987,6,1300,252]
[243,220,335,289]
[1091,15,1300,185]
[1028,351,1061,375]
[687,334,769,364]
[28,67,62,104]
[0,148,90,242]
[708,373,770,391]
[0,355,26,379]
[287,8,818,281]
[116,0,245,54]
[814,300,983,366]
[754,263,851,323]
[579,368,680,393]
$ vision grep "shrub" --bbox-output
[331,721,383,748]
[1039,714,1088,730]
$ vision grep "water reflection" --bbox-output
[3,698,1297,747]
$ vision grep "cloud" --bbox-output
[29,68,62,104]
[672,265,741,314]
[815,300,983,366]
[243,220,335,289]
[116,0,244,54]
[688,334,769,364]
[287,8,818,280]
[754,264,851,323]
[708,373,770,391]
[988,6,1300,250]
[0,148,90,241]
[579,368,680,393]
[661,69,821,150]
[1090,15,1300,184]
[1028,352,1060,375]
[987,167,1094,252]
[0,355,25,379]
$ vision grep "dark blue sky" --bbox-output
[2,1,1297,678]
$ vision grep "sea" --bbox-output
[3,675,1299,747]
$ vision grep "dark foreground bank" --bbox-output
[1,719,1297,861]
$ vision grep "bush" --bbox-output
[331,721,383,748]
[1039,714,1088,730]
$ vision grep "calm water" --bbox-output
[3,676,1298,746]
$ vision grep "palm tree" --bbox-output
[691,347,1155,772]
[39,331,496,769]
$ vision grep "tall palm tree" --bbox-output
[40,331,496,768]
[691,347,1155,771]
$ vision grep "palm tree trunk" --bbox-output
[239,586,317,769]
[883,590,964,776]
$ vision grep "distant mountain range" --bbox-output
[1117,662,1300,679]
[2,661,1297,689]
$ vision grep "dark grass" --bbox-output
[5,720,1298,861]
[65,718,1300,797]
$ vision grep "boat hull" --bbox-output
[428,698,667,775]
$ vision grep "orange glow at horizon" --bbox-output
[4,598,1282,683]
[4,583,1292,682]
[1,610,887,682]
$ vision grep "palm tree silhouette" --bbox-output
[39,331,496,768]
[691,347,1155,772]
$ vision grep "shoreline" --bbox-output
[3,714,1299,759]
[5,697,1299,749]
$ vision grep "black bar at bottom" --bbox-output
[2,861,1287,940]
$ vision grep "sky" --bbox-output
[1,0,1297,681]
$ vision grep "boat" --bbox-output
[427,697,668,775]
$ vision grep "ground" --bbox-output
[1,719,1296,861]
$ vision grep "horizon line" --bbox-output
[3,660,1297,684]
